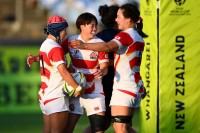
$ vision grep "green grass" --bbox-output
[0,110,139,133]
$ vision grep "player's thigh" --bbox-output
[111,105,135,116]
[66,113,81,133]
[68,113,81,126]
[49,111,68,133]
[43,114,51,133]
[110,89,138,116]
[41,96,69,115]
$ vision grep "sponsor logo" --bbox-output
[114,118,121,122]
[71,49,79,58]
[174,0,186,6]
[90,52,98,59]
[94,106,100,111]
[115,36,121,40]
[69,104,75,111]
[146,0,151,6]
[105,54,108,59]
[169,0,190,16]
[143,0,152,16]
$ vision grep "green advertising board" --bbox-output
[0,46,41,114]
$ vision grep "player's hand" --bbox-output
[74,86,85,97]
[70,39,84,49]
[93,66,103,80]
[27,53,36,67]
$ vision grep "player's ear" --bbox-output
[80,25,84,32]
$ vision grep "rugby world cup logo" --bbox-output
[146,0,150,6]
[174,0,186,6]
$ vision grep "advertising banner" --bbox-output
[140,0,158,133]
[159,0,200,132]
[0,46,41,114]
[140,0,200,133]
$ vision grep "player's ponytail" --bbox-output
[43,27,49,35]
[135,17,148,38]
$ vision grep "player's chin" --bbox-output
[118,25,123,30]
[89,34,95,39]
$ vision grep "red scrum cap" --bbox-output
[46,16,68,41]
[47,16,68,24]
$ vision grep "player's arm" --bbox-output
[100,62,108,77]
[27,54,39,67]
[57,63,84,97]
[70,40,119,52]
[27,39,69,67]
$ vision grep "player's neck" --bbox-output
[80,34,92,43]
[48,34,57,42]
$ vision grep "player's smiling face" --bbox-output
[81,20,97,41]
[115,9,129,31]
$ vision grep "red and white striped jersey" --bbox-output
[68,35,109,95]
[112,28,145,96]
[38,38,66,102]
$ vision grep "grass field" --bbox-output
[0,110,140,133]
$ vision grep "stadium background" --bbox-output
[0,0,200,133]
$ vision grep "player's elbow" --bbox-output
[105,41,118,52]
[104,44,114,52]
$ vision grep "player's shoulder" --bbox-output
[68,34,79,41]
[89,36,104,43]
[113,31,130,42]
[41,38,60,51]
[114,28,139,40]
[125,28,144,42]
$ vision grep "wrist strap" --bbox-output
[75,85,82,91]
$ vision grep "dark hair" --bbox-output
[120,3,148,38]
[98,4,119,28]
[135,17,148,38]
[76,12,98,31]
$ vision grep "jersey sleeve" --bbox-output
[60,38,69,54]
[48,47,66,67]
[98,51,109,64]
[113,32,134,48]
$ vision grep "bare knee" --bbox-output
[113,123,129,133]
